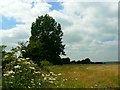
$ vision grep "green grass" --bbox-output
[46,64,119,88]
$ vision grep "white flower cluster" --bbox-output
[9,50,14,53]
[3,70,15,77]
[22,50,26,52]
[41,71,58,84]
[4,55,8,59]
[58,73,62,76]
[14,65,21,68]
[23,61,31,65]
[26,58,30,60]
[34,71,41,74]
[14,65,21,69]
[17,58,22,62]
[29,67,35,70]
[3,48,61,88]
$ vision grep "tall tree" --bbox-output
[25,14,65,64]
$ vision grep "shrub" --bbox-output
[2,49,58,89]
[40,60,53,67]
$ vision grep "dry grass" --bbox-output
[46,64,119,88]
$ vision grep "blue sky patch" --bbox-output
[48,2,63,10]
[31,1,35,8]
[100,36,116,42]
[1,16,25,30]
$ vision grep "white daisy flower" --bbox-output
[29,67,35,70]
[58,73,62,76]
[14,65,21,69]
[49,81,53,84]
[8,70,15,74]
[24,61,31,64]
[26,58,30,60]
[42,74,44,77]
[39,83,41,85]
[44,77,47,80]
[18,59,21,62]
[3,74,9,76]
[22,50,26,52]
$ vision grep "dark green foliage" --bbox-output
[70,58,104,64]
[0,45,7,58]
[71,58,91,64]
[70,60,76,64]
[24,14,65,65]
[62,57,70,64]
[81,58,91,64]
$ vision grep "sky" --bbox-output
[0,0,118,62]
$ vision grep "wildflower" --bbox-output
[4,55,8,59]
[28,86,30,88]
[39,83,41,85]
[46,74,50,77]
[8,70,15,74]
[26,58,30,60]
[74,72,76,73]
[14,65,21,69]
[49,81,53,84]
[31,81,34,83]
[29,67,35,70]
[9,50,14,53]
[91,86,93,88]
[52,73,57,76]
[24,61,31,64]
[42,74,44,77]
[95,84,98,87]
[3,70,15,76]
[21,58,25,61]
[75,78,78,80]
[19,70,22,73]
[50,72,54,75]
[11,76,14,78]
[49,77,56,81]
[22,50,26,52]
[58,73,62,76]
[60,84,64,86]
[32,83,35,86]
[34,71,40,74]
[31,79,34,81]
[3,74,9,77]
[44,77,47,80]
[63,79,65,81]
[9,82,13,84]
[18,59,21,62]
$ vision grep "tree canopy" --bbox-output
[24,14,65,65]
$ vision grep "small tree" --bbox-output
[25,14,65,65]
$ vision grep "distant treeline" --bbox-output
[61,58,104,64]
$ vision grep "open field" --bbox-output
[46,64,119,88]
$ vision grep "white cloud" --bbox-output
[0,0,51,49]
[58,0,119,2]
[0,1,118,61]
[0,25,30,50]
[0,0,51,23]
[58,2,118,61]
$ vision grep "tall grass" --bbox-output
[46,64,119,88]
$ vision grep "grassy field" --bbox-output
[46,64,119,88]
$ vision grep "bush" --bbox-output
[40,60,53,67]
[2,49,58,88]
